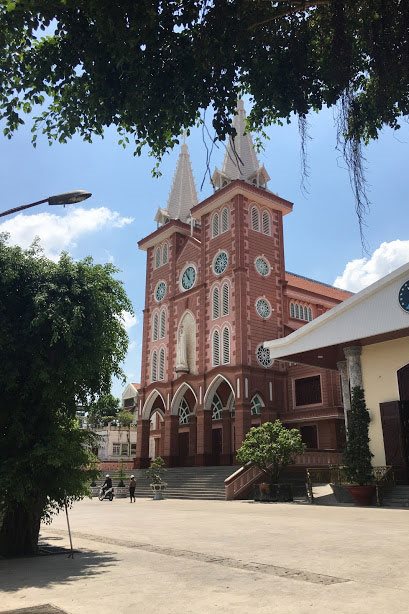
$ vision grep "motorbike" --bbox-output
[98,486,114,501]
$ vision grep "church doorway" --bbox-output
[178,432,190,465]
[380,363,409,484]
[212,428,223,465]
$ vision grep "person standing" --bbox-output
[129,474,136,502]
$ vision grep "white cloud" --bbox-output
[0,206,134,260]
[121,311,138,331]
[334,240,409,292]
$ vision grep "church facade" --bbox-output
[134,102,351,468]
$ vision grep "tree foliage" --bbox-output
[86,393,121,429]
[1,2,408,229]
[343,386,374,485]
[0,1,407,157]
[0,235,132,556]
[146,456,166,485]
[117,410,134,428]
[236,420,305,483]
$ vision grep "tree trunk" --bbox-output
[0,499,44,557]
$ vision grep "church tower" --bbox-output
[135,103,350,469]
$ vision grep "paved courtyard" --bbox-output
[1,498,409,613]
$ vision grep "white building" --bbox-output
[265,262,409,482]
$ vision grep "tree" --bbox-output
[343,386,374,485]
[0,235,132,557]
[1,2,407,228]
[145,457,166,485]
[236,420,305,483]
[117,410,134,428]
[86,393,121,429]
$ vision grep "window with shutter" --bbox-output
[221,207,229,232]
[212,329,220,366]
[295,304,300,319]
[152,313,159,341]
[212,286,220,319]
[290,303,295,318]
[222,283,229,316]
[251,206,260,231]
[159,348,165,380]
[262,210,271,235]
[151,350,158,381]
[222,326,230,364]
[162,243,168,264]
[155,247,161,268]
[212,212,220,238]
[308,307,313,321]
[160,309,166,338]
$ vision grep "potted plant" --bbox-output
[117,459,126,487]
[146,456,167,500]
[236,420,305,502]
[343,386,375,506]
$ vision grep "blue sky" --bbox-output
[1,105,408,397]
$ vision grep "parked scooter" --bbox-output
[98,486,114,501]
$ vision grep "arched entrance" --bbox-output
[204,375,235,465]
[134,390,166,468]
[171,383,198,466]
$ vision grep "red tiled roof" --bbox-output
[285,271,353,301]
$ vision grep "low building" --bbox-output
[265,262,409,482]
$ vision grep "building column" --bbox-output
[195,408,212,466]
[134,418,150,469]
[189,415,197,462]
[344,345,363,390]
[163,414,179,467]
[234,401,251,462]
[221,409,232,465]
[337,360,351,433]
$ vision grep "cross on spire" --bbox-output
[155,140,198,226]
[212,100,270,190]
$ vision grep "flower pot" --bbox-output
[150,482,167,500]
[346,485,376,506]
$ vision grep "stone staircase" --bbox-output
[381,485,409,508]
[94,466,239,500]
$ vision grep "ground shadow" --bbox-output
[0,546,118,593]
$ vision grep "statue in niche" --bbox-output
[176,324,189,373]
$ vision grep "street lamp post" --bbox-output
[0,190,92,218]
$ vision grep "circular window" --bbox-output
[256,345,273,368]
[255,256,270,277]
[155,281,167,302]
[255,298,271,319]
[213,251,229,276]
[180,265,196,291]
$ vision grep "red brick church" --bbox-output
[134,101,351,469]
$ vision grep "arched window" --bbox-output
[295,304,300,319]
[212,286,220,319]
[290,303,295,318]
[152,312,159,341]
[178,397,191,425]
[303,306,309,321]
[222,282,229,316]
[221,207,229,232]
[155,247,161,269]
[250,394,264,416]
[251,206,260,232]
[212,329,220,366]
[222,326,230,364]
[151,350,158,381]
[212,212,220,238]
[162,243,168,264]
[211,393,223,420]
[308,307,313,321]
[262,210,271,235]
[159,348,165,380]
[160,309,166,338]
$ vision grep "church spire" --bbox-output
[212,99,270,191]
[155,140,198,226]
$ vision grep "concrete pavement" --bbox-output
[1,498,408,613]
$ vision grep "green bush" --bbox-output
[343,387,374,485]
